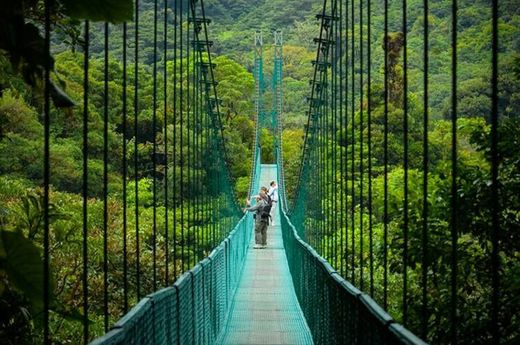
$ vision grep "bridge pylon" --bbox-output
[249,31,264,197]
[273,30,283,136]
[253,31,264,125]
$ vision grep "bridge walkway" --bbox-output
[217,164,313,345]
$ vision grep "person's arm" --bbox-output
[243,198,251,213]
[245,202,262,212]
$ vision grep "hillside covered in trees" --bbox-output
[0,0,519,344]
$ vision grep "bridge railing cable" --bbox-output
[89,0,254,342]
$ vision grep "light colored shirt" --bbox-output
[268,186,278,202]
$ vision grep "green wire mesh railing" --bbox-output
[28,0,250,342]
[278,205,425,345]
[276,100,424,345]
[88,11,264,344]
[271,4,422,344]
[90,212,253,345]
[276,0,510,343]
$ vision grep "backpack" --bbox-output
[259,195,272,220]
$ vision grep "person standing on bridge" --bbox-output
[268,181,278,223]
[244,191,270,249]
[260,186,274,225]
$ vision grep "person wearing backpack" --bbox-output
[244,191,271,248]
[260,186,274,225]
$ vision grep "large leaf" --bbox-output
[61,0,133,23]
[50,80,76,108]
[0,231,84,324]
[50,300,86,323]
[0,230,49,309]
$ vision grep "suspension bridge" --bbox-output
[25,0,508,344]
[86,20,425,344]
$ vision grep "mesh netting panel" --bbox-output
[175,274,193,345]
[190,265,204,345]
[200,259,213,345]
[281,210,426,345]
[148,287,178,345]
[89,329,125,345]
[114,298,154,345]
[211,245,226,333]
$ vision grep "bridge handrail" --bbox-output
[280,209,427,345]
[89,212,253,345]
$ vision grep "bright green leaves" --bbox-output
[213,55,255,120]
[18,192,68,241]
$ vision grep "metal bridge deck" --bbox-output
[217,164,313,345]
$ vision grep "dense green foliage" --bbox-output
[0,1,254,342]
[0,0,519,344]
[0,44,253,341]
[285,1,520,344]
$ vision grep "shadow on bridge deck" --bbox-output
[217,164,313,345]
